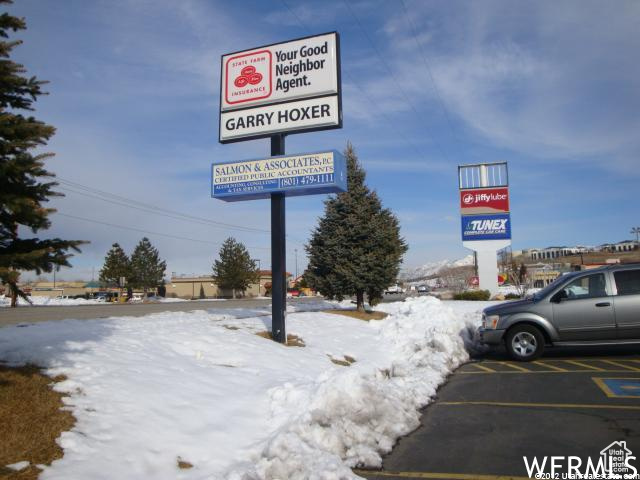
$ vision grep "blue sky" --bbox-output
[8,0,640,281]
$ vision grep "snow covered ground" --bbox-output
[0,295,105,307]
[0,295,229,307]
[0,297,490,479]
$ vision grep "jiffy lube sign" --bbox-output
[460,187,509,214]
[219,32,341,143]
[212,150,347,201]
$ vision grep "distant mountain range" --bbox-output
[400,255,475,281]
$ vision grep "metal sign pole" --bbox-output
[270,134,286,343]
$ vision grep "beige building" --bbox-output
[168,271,290,299]
[25,281,102,298]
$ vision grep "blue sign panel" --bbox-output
[598,378,640,398]
[212,150,346,202]
[461,213,511,241]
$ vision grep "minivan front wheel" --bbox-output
[505,325,544,361]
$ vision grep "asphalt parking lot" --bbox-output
[356,347,640,480]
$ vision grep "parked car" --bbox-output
[417,285,429,294]
[478,264,640,361]
[385,284,405,294]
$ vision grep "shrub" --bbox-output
[504,293,521,300]
[453,290,491,301]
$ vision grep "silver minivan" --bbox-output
[478,264,640,361]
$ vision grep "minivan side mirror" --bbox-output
[551,290,568,303]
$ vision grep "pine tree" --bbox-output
[306,142,408,311]
[212,237,258,299]
[129,237,166,293]
[0,3,85,307]
[99,243,130,287]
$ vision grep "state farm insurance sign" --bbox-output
[219,32,341,143]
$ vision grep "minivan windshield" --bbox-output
[532,271,579,301]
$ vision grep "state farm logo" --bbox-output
[225,50,272,106]
[234,66,263,88]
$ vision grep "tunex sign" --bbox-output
[219,32,341,143]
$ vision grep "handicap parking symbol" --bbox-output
[593,378,640,398]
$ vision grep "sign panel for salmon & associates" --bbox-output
[461,213,512,241]
[212,150,346,202]
[460,187,510,214]
[219,32,342,143]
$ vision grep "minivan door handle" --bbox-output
[595,302,611,307]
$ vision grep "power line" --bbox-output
[399,0,460,146]
[56,177,309,248]
[341,0,453,164]
[279,0,445,164]
[55,212,271,251]
[57,177,270,234]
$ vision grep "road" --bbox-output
[0,297,323,327]
[357,346,640,480]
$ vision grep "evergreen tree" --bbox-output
[212,237,258,299]
[98,243,130,287]
[0,3,85,307]
[129,237,166,292]
[306,143,408,311]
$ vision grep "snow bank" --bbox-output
[0,295,105,307]
[0,297,483,479]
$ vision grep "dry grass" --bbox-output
[0,364,76,480]
[328,354,357,367]
[177,457,193,469]
[323,309,388,321]
[255,331,306,347]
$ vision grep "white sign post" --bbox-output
[459,162,511,297]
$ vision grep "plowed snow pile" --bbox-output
[0,297,487,479]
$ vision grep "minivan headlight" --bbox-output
[483,314,500,329]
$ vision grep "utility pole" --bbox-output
[631,227,640,245]
[295,248,298,281]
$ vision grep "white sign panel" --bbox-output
[220,95,339,142]
[221,32,339,112]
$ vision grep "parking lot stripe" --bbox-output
[532,361,568,372]
[502,362,530,372]
[601,359,640,372]
[563,360,605,371]
[439,401,640,410]
[457,368,637,375]
[469,363,496,373]
[352,470,531,480]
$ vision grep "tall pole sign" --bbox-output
[215,33,343,343]
[458,162,511,297]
